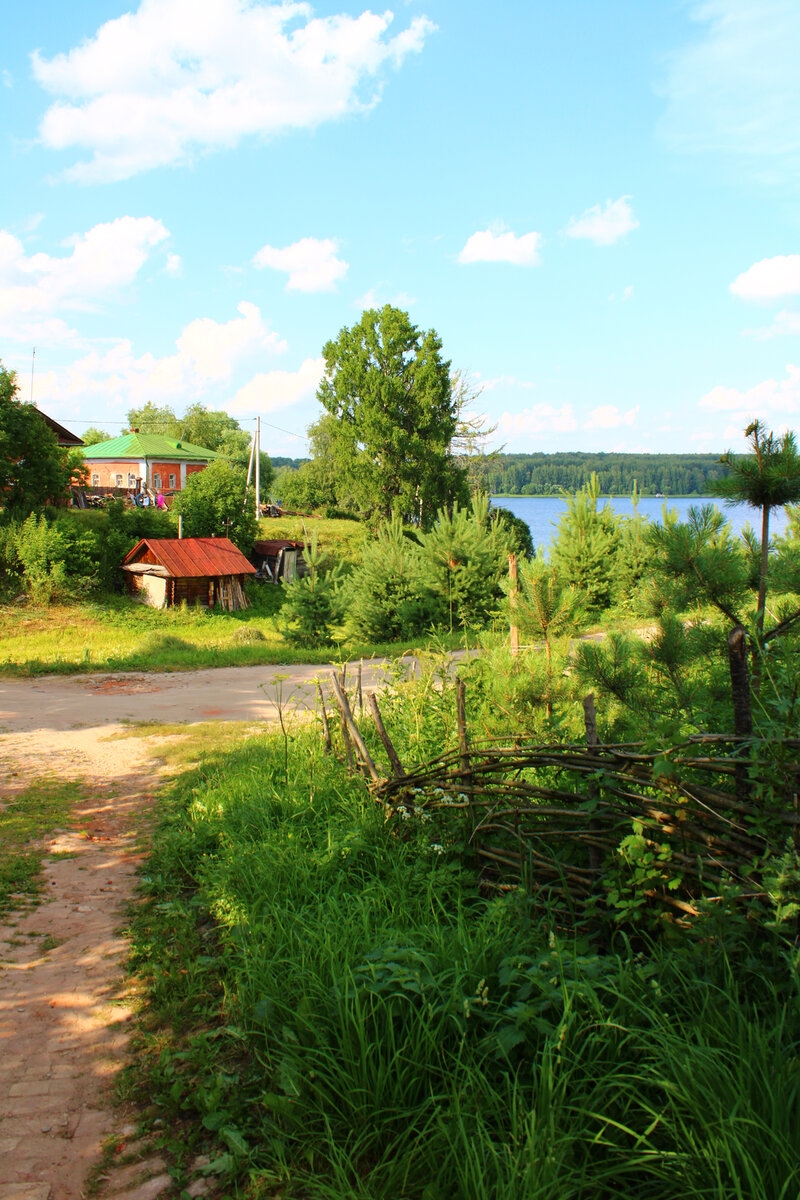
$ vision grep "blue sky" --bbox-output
[2,0,800,458]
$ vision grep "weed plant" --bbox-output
[129,723,800,1199]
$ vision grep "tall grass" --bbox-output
[129,725,800,1199]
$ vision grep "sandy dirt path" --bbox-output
[0,722,170,1200]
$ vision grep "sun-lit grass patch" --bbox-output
[0,777,81,915]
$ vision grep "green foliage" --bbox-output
[127,722,800,1199]
[0,777,78,916]
[81,426,110,445]
[490,505,535,559]
[279,534,341,645]
[418,495,504,631]
[484,450,729,496]
[173,460,257,554]
[313,305,468,525]
[14,514,67,605]
[550,474,620,611]
[0,364,76,513]
[342,516,435,641]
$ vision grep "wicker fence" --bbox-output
[322,671,800,922]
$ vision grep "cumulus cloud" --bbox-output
[355,286,416,310]
[253,236,348,292]
[229,356,324,413]
[744,310,800,340]
[659,0,800,176]
[458,224,542,266]
[497,404,577,437]
[585,404,639,429]
[0,216,170,342]
[32,0,435,182]
[699,364,800,422]
[730,255,800,301]
[565,196,639,245]
[27,301,286,411]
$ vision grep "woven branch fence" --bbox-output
[322,671,800,922]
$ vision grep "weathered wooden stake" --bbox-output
[367,692,405,778]
[356,661,363,712]
[508,553,519,657]
[316,680,332,755]
[331,672,381,783]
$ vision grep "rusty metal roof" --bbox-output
[123,537,257,578]
[253,539,307,554]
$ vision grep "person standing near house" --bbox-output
[156,492,166,510]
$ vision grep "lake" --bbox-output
[490,495,792,558]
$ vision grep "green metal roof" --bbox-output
[81,432,220,461]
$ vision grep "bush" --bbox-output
[279,534,341,645]
[343,517,436,641]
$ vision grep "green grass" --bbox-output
[0,587,469,677]
[125,724,800,1199]
[258,513,369,566]
[0,777,80,915]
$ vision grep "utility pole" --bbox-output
[30,347,36,406]
[255,415,261,521]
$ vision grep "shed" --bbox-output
[252,539,308,583]
[122,537,256,611]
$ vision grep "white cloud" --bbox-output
[2,70,12,89]
[229,356,324,413]
[730,255,800,301]
[458,224,542,266]
[253,236,348,292]
[26,301,286,410]
[659,1,800,175]
[479,374,536,393]
[744,309,800,340]
[699,364,800,422]
[32,0,435,182]
[0,216,170,342]
[355,286,416,310]
[566,196,639,246]
[608,284,635,302]
[165,252,182,276]
[497,405,577,437]
[585,404,639,429]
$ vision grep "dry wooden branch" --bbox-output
[366,692,405,779]
[330,671,381,784]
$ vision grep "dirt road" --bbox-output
[0,659,399,733]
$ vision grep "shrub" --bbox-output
[343,516,436,641]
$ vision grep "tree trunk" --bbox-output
[757,503,770,639]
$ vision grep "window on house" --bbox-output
[92,474,99,487]
[128,473,136,487]
[115,474,123,487]
[153,473,162,490]
[169,473,177,489]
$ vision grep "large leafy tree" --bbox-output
[0,364,79,513]
[314,306,467,526]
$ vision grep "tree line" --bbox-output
[475,452,729,497]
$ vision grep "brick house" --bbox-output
[81,432,218,493]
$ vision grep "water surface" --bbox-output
[490,495,792,558]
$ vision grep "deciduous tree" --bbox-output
[0,364,78,513]
[314,306,467,525]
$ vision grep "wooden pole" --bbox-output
[331,672,381,783]
[508,553,519,657]
[367,692,405,778]
[316,680,332,755]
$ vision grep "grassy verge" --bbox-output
[125,724,800,1199]
[0,590,469,677]
[0,777,79,915]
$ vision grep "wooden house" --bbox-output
[122,537,256,611]
[82,431,218,493]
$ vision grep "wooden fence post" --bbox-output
[316,680,332,755]
[367,693,405,779]
[331,672,381,783]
